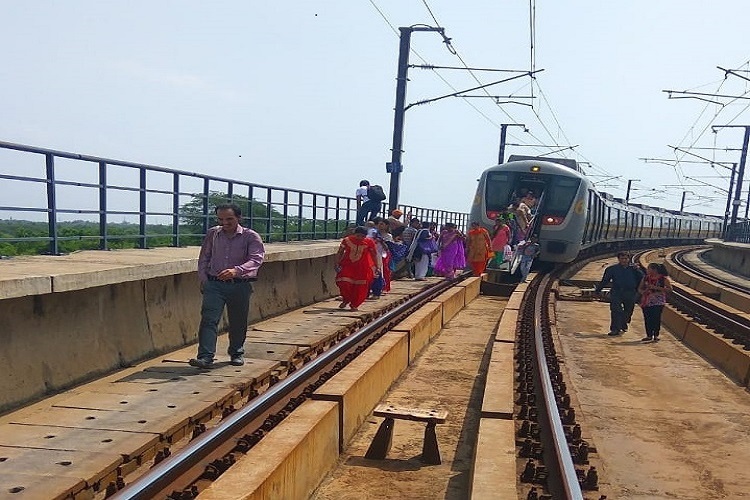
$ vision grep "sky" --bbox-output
[2,1,750,218]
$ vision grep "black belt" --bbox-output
[207,275,255,283]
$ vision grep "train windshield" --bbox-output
[545,177,581,213]
[485,172,581,215]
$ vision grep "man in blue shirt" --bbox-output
[594,252,644,336]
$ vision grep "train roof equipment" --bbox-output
[506,155,581,172]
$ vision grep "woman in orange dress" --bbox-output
[335,226,378,311]
[465,221,492,276]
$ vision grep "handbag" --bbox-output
[503,244,513,261]
[371,275,385,296]
[386,240,408,263]
[419,237,438,255]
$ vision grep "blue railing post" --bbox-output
[247,185,255,231]
[139,167,147,249]
[282,190,289,242]
[297,192,303,241]
[324,195,330,238]
[172,174,180,247]
[45,153,59,255]
[202,178,210,236]
[312,194,318,239]
[265,189,272,241]
[98,161,108,250]
[335,197,341,236]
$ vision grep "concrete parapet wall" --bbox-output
[704,239,750,278]
[199,400,340,500]
[0,242,339,413]
[312,332,409,449]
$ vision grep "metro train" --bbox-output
[470,156,723,263]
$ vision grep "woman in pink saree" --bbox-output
[433,223,467,278]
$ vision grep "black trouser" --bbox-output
[356,200,381,226]
[609,290,636,332]
[642,305,664,338]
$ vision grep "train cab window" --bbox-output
[545,177,581,214]
[485,172,516,211]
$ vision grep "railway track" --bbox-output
[644,249,750,349]
[113,274,470,499]
[514,270,602,500]
[672,248,750,295]
[27,244,743,499]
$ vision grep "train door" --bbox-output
[584,190,596,243]
[614,208,623,239]
[603,206,611,239]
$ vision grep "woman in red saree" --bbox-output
[336,227,378,311]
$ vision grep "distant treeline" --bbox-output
[0,192,350,256]
[0,219,201,256]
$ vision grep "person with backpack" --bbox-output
[355,180,385,226]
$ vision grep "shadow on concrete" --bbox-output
[115,364,230,383]
[443,327,498,500]
[573,331,610,339]
[344,455,424,472]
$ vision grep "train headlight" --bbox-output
[543,216,565,225]
[530,165,541,173]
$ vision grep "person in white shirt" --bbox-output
[355,180,380,226]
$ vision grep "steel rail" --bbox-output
[669,286,750,347]
[658,248,750,346]
[532,274,584,500]
[673,248,750,295]
[114,275,466,499]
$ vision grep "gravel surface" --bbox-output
[312,296,507,500]
[556,300,750,499]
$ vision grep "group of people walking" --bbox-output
[183,199,673,372]
[595,251,672,342]
[334,213,472,310]
[181,176,674,374]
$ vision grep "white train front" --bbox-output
[470,157,722,263]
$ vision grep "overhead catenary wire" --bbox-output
[666,67,750,199]
[416,0,558,155]
[368,0,504,129]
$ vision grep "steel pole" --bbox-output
[626,179,633,203]
[680,191,686,213]
[387,28,412,213]
[729,127,750,240]
[498,124,509,164]
[723,163,737,239]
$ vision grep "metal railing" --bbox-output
[0,140,468,255]
[726,220,750,243]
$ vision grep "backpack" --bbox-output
[367,184,386,202]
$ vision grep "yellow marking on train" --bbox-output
[574,199,584,214]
